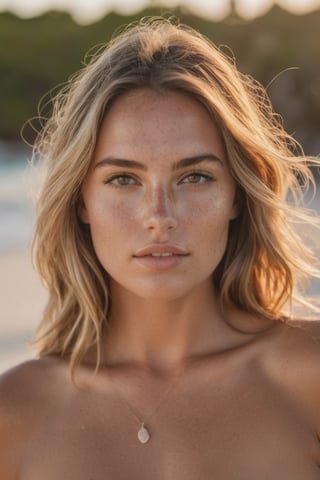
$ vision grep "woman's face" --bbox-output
[81,88,238,300]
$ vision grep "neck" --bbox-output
[101,280,231,372]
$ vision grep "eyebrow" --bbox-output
[94,153,222,171]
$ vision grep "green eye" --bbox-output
[106,175,137,187]
[182,173,213,184]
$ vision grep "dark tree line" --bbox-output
[1,4,320,154]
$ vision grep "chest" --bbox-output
[20,369,320,480]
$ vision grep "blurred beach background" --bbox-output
[0,0,319,374]
[0,143,47,372]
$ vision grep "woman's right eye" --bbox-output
[105,175,138,187]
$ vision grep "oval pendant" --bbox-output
[138,424,150,444]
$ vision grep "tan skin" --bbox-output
[1,88,320,479]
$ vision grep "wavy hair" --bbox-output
[31,17,320,372]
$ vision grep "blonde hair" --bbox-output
[32,17,320,372]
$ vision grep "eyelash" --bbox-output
[181,171,215,184]
[104,171,215,188]
[105,174,138,187]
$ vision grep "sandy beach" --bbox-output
[0,248,47,373]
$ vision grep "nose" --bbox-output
[142,183,178,235]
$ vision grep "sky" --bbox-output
[0,0,319,23]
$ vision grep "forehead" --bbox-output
[93,88,226,164]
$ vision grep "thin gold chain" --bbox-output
[109,361,188,428]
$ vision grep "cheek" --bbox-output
[188,191,235,226]
[188,195,234,254]
[86,191,132,226]
[87,197,135,251]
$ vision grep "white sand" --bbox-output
[0,249,47,373]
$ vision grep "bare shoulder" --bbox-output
[272,318,320,361]
[265,318,320,375]
[263,318,320,431]
[0,355,70,410]
[0,357,69,479]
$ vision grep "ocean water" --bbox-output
[0,146,35,253]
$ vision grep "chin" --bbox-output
[136,290,188,302]
[116,278,194,302]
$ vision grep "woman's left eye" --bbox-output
[181,173,214,184]
[105,174,138,187]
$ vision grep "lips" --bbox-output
[148,252,175,257]
[133,244,189,270]
[133,244,189,257]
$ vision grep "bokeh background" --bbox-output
[1,0,319,373]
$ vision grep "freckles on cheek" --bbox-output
[188,199,232,247]
[89,194,131,222]
[90,201,134,259]
[114,198,136,217]
[104,200,135,231]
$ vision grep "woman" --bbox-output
[1,18,320,479]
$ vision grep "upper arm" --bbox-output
[0,369,24,480]
[0,361,44,480]
[280,320,320,436]
[0,412,20,479]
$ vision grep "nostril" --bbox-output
[147,220,176,230]
[144,214,177,233]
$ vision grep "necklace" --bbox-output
[109,361,188,444]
